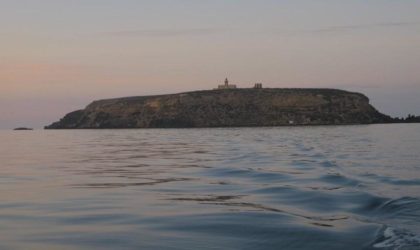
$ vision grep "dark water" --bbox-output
[1,124,420,250]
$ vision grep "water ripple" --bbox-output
[0,124,419,249]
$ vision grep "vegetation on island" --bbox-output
[392,114,420,123]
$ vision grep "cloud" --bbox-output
[311,21,419,34]
[101,28,226,37]
[100,21,418,38]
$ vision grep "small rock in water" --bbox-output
[13,127,33,131]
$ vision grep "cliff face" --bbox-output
[45,88,392,129]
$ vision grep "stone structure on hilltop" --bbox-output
[216,78,237,89]
[216,78,263,89]
[254,83,263,89]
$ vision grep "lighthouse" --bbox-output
[217,78,237,89]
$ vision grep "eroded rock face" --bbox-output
[45,88,393,129]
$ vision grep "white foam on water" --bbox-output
[373,227,420,250]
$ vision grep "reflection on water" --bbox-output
[1,124,420,249]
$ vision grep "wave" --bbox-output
[371,226,420,250]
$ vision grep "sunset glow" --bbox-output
[1,0,419,128]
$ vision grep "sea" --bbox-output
[0,124,419,250]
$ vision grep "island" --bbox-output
[45,85,395,129]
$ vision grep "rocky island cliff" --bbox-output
[45,88,393,129]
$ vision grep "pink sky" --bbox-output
[1,1,419,128]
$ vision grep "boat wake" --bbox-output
[372,227,420,250]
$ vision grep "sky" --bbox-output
[1,0,419,129]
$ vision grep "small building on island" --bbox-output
[254,83,263,89]
[217,78,237,89]
[215,78,263,90]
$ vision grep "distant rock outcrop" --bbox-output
[45,88,393,129]
[14,127,33,131]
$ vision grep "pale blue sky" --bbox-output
[1,0,419,128]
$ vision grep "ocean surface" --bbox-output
[1,124,420,250]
